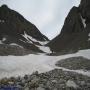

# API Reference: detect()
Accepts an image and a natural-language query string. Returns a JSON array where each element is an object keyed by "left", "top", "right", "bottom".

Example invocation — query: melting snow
[
  {"left": 22, "top": 31, "right": 48, "bottom": 45},
  {"left": 22, "top": 32, "right": 33, "bottom": 44},
  {"left": 22, "top": 31, "right": 51, "bottom": 53},
  {"left": 2, "top": 37, "right": 6, "bottom": 42},
  {"left": 80, "top": 15, "right": 86, "bottom": 28},
  {"left": 10, "top": 43, "right": 23, "bottom": 48},
  {"left": 0, "top": 37, "right": 7, "bottom": 44},
  {"left": 19, "top": 39, "right": 26, "bottom": 43},
  {"left": 88, "top": 33, "right": 90, "bottom": 41},
  {"left": 0, "top": 49, "right": 90, "bottom": 78},
  {"left": 0, "top": 40, "right": 3, "bottom": 44},
  {"left": 88, "top": 33, "right": 90, "bottom": 37},
  {"left": 0, "top": 20, "right": 5, "bottom": 23},
  {"left": 36, "top": 45, "right": 51, "bottom": 53}
]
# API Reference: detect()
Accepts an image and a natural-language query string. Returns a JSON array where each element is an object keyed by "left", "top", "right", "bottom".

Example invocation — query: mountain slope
[
  {"left": 0, "top": 5, "right": 50, "bottom": 55},
  {"left": 47, "top": 0, "right": 90, "bottom": 53}
]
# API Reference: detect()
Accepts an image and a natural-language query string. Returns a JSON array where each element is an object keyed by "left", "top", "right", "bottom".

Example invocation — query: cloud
[{"left": 0, "top": 0, "right": 80, "bottom": 39}]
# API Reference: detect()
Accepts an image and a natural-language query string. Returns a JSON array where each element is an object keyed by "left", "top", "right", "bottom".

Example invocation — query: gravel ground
[
  {"left": 56, "top": 56, "right": 90, "bottom": 70},
  {"left": 0, "top": 69, "right": 90, "bottom": 90}
]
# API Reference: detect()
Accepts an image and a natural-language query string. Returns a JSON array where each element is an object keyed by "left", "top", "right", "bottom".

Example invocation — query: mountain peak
[
  {"left": 47, "top": 0, "right": 90, "bottom": 53},
  {"left": 60, "top": 6, "right": 84, "bottom": 35},
  {"left": 0, "top": 5, "right": 50, "bottom": 55},
  {"left": 1, "top": 4, "right": 8, "bottom": 8}
]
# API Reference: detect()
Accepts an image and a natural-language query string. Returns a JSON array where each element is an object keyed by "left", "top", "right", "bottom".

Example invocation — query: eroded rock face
[
  {"left": 47, "top": 0, "right": 90, "bottom": 53},
  {"left": 60, "top": 6, "right": 84, "bottom": 34},
  {"left": 0, "top": 5, "right": 49, "bottom": 41},
  {"left": 0, "top": 5, "right": 49, "bottom": 54}
]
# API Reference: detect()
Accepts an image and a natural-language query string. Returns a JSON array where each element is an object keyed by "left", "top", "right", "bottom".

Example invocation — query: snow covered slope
[{"left": 0, "top": 49, "right": 90, "bottom": 79}]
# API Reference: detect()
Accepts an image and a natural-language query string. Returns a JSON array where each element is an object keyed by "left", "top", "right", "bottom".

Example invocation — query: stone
[
  {"left": 37, "top": 87, "right": 45, "bottom": 90},
  {"left": 66, "top": 80, "right": 78, "bottom": 88}
]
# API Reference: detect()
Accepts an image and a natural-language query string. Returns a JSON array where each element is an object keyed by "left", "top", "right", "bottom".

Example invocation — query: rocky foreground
[{"left": 0, "top": 69, "right": 90, "bottom": 90}]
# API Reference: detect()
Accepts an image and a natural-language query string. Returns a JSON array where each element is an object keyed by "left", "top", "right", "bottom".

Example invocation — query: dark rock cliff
[
  {"left": 47, "top": 0, "right": 90, "bottom": 53},
  {"left": 0, "top": 5, "right": 49, "bottom": 55}
]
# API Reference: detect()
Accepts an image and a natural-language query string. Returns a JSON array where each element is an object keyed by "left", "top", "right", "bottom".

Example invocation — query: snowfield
[{"left": 0, "top": 49, "right": 90, "bottom": 79}]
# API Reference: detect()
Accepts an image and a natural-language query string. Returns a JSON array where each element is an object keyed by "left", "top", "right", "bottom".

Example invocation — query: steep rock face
[
  {"left": 79, "top": 0, "right": 90, "bottom": 33},
  {"left": 0, "top": 5, "right": 49, "bottom": 55},
  {"left": 79, "top": 0, "right": 90, "bottom": 23},
  {"left": 60, "top": 7, "right": 84, "bottom": 34},
  {"left": 48, "top": 3, "right": 90, "bottom": 53},
  {"left": 0, "top": 5, "right": 49, "bottom": 41}
]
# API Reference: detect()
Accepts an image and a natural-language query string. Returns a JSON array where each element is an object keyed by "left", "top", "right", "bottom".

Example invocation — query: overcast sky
[{"left": 0, "top": 0, "right": 80, "bottom": 40}]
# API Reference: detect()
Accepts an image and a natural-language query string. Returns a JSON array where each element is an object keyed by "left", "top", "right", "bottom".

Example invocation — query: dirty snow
[{"left": 0, "top": 49, "right": 90, "bottom": 79}]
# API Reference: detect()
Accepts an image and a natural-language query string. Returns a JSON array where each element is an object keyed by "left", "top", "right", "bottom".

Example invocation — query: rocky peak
[
  {"left": 0, "top": 5, "right": 49, "bottom": 41},
  {"left": 60, "top": 6, "right": 84, "bottom": 35},
  {"left": 0, "top": 4, "right": 8, "bottom": 10},
  {"left": 0, "top": 5, "right": 50, "bottom": 54},
  {"left": 47, "top": 0, "right": 90, "bottom": 53}
]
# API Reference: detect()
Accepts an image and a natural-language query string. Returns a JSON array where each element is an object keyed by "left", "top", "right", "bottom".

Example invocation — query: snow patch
[
  {"left": 80, "top": 15, "right": 86, "bottom": 28},
  {"left": 88, "top": 33, "right": 90, "bottom": 37},
  {"left": 22, "top": 31, "right": 48, "bottom": 45},
  {"left": 22, "top": 31, "right": 33, "bottom": 44},
  {"left": 0, "top": 49, "right": 90, "bottom": 78},
  {"left": 88, "top": 38, "right": 90, "bottom": 41},
  {"left": 0, "top": 37, "right": 7, "bottom": 43},
  {"left": 19, "top": 39, "right": 26, "bottom": 43},
  {"left": 88, "top": 33, "right": 90, "bottom": 41},
  {"left": 36, "top": 45, "right": 51, "bottom": 53},
  {"left": 0, "top": 40, "right": 3, "bottom": 44},
  {"left": 2, "top": 37, "right": 6, "bottom": 42},
  {"left": 0, "top": 20, "right": 5, "bottom": 23},
  {"left": 10, "top": 43, "right": 23, "bottom": 48}
]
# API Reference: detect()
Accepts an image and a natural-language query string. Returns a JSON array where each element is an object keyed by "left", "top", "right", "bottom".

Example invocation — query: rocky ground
[
  {"left": 0, "top": 69, "right": 90, "bottom": 90},
  {"left": 56, "top": 56, "right": 90, "bottom": 70}
]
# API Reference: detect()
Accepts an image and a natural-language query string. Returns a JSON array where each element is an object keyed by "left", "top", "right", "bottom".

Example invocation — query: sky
[{"left": 0, "top": 0, "right": 80, "bottom": 40}]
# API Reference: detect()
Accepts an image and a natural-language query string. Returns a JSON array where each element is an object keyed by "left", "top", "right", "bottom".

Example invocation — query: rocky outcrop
[{"left": 47, "top": 0, "right": 90, "bottom": 53}]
